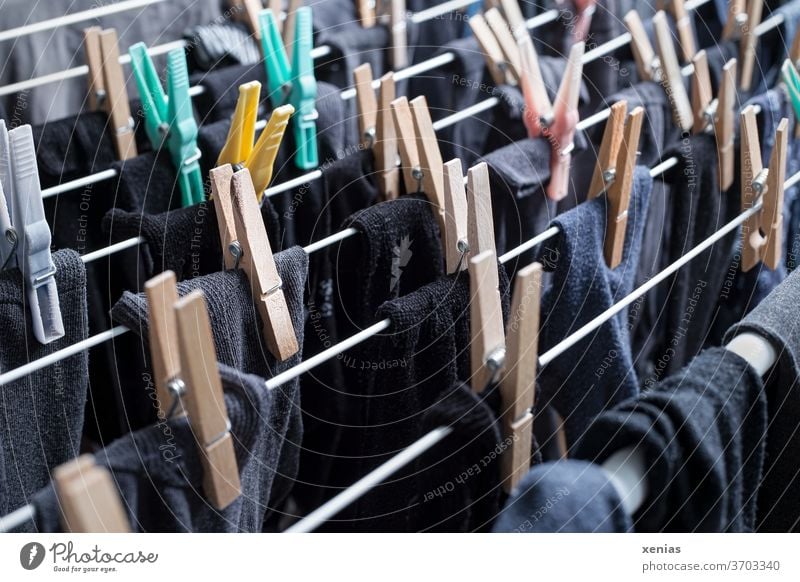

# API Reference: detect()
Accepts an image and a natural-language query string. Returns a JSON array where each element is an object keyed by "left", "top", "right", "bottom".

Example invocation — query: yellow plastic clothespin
[{"left": 217, "top": 81, "right": 294, "bottom": 202}]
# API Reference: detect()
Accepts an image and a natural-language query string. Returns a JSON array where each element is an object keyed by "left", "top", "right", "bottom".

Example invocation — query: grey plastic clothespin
[
  {"left": 1, "top": 121, "right": 64, "bottom": 344},
  {"left": 0, "top": 121, "right": 17, "bottom": 271}
]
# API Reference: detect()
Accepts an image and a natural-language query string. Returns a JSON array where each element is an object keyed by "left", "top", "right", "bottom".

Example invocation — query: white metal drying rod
[
  {"left": 37, "top": 5, "right": 564, "bottom": 200},
  {"left": 285, "top": 167, "right": 800, "bottom": 534},
  {"left": 1, "top": 163, "right": 796, "bottom": 532},
  {"left": 0, "top": 0, "right": 167, "bottom": 44},
  {"left": 0, "top": 0, "right": 488, "bottom": 99}
]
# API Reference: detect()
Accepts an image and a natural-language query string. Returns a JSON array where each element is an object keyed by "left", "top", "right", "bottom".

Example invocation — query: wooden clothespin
[
  {"left": 282, "top": 0, "right": 302, "bottom": 60},
  {"left": 722, "top": 0, "right": 747, "bottom": 40},
  {"left": 141, "top": 273, "right": 241, "bottom": 508},
  {"left": 376, "top": 73, "right": 400, "bottom": 200},
  {"left": 209, "top": 166, "right": 299, "bottom": 361},
  {"left": 653, "top": 11, "right": 693, "bottom": 132},
  {"left": 377, "top": 0, "right": 408, "bottom": 69},
  {"left": 231, "top": 0, "right": 269, "bottom": 40},
  {"left": 469, "top": 250, "right": 506, "bottom": 393},
  {"left": 470, "top": 13, "right": 513, "bottom": 86},
  {"left": 145, "top": 271, "right": 182, "bottom": 419},
  {"left": 518, "top": 38, "right": 584, "bottom": 200},
  {"left": 84, "top": 27, "right": 137, "bottom": 160},
  {"left": 739, "top": 0, "right": 764, "bottom": 92},
  {"left": 499, "top": 262, "right": 542, "bottom": 493},
  {"left": 740, "top": 106, "right": 788, "bottom": 272},
  {"left": 354, "top": 63, "right": 378, "bottom": 150},
  {"left": 354, "top": 64, "right": 400, "bottom": 200},
  {"left": 625, "top": 10, "right": 659, "bottom": 82},
  {"left": 588, "top": 101, "right": 628, "bottom": 199},
  {"left": 543, "top": 41, "right": 585, "bottom": 201},
  {"left": 358, "top": 0, "right": 377, "bottom": 27},
  {"left": 466, "top": 163, "right": 503, "bottom": 392},
  {"left": 500, "top": 0, "right": 527, "bottom": 38},
  {"left": 485, "top": 7, "right": 522, "bottom": 83},
  {"left": 175, "top": 290, "right": 241, "bottom": 509},
  {"left": 518, "top": 34, "right": 554, "bottom": 134},
  {"left": 54, "top": 455, "right": 130, "bottom": 532},
  {"left": 791, "top": 26, "right": 800, "bottom": 67},
  {"left": 442, "top": 159, "right": 469, "bottom": 275},
  {"left": 691, "top": 52, "right": 737, "bottom": 190},
  {"left": 656, "top": 0, "right": 697, "bottom": 63},
  {"left": 602, "top": 106, "right": 644, "bottom": 268},
  {"left": 390, "top": 96, "right": 447, "bottom": 234}
]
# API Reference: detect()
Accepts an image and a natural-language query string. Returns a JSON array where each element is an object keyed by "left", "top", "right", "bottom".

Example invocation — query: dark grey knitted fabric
[
  {"left": 492, "top": 460, "right": 633, "bottom": 533},
  {"left": 29, "top": 363, "right": 295, "bottom": 532},
  {"left": 574, "top": 348, "right": 767, "bottom": 532},
  {"left": 480, "top": 138, "right": 557, "bottom": 263},
  {"left": 725, "top": 267, "right": 800, "bottom": 531},
  {"left": 536, "top": 166, "right": 652, "bottom": 448},
  {"left": 108, "top": 243, "right": 307, "bottom": 485},
  {"left": 0, "top": 251, "right": 88, "bottom": 526}
]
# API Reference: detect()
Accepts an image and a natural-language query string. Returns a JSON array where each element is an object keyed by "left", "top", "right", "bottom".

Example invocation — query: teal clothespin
[
  {"left": 259, "top": 7, "right": 318, "bottom": 170},
  {"left": 782, "top": 59, "right": 800, "bottom": 121},
  {"left": 129, "top": 43, "right": 204, "bottom": 207}
]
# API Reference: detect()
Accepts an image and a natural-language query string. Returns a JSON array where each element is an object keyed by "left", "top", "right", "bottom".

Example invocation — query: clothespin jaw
[
  {"left": 0, "top": 126, "right": 17, "bottom": 271},
  {"left": 5, "top": 123, "right": 64, "bottom": 344},
  {"left": 391, "top": 96, "right": 422, "bottom": 195},
  {"left": 231, "top": 169, "right": 299, "bottom": 360},
  {"left": 288, "top": 7, "right": 319, "bottom": 170},
  {"left": 518, "top": 34, "right": 553, "bottom": 137},
  {"left": 739, "top": 0, "right": 764, "bottom": 92},
  {"left": 217, "top": 82, "right": 261, "bottom": 168},
  {"left": 722, "top": 0, "right": 747, "bottom": 41},
  {"left": 470, "top": 13, "right": 513, "bottom": 86},
  {"left": 375, "top": 73, "right": 400, "bottom": 201},
  {"left": 260, "top": 9, "right": 292, "bottom": 108},
  {"left": 129, "top": 42, "right": 167, "bottom": 150},
  {"left": 231, "top": 0, "right": 267, "bottom": 40},
  {"left": 410, "top": 96, "right": 447, "bottom": 235},
  {"left": 282, "top": 0, "right": 302, "bottom": 57},
  {"left": 354, "top": 63, "right": 378, "bottom": 149},
  {"left": 145, "top": 271, "right": 183, "bottom": 420},
  {"left": 442, "top": 159, "right": 469, "bottom": 275},
  {"left": 54, "top": 455, "right": 130, "bottom": 533},
  {"left": 691, "top": 50, "right": 713, "bottom": 134},
  {"left": 377, "top": 0, "right": 408, "bottom": 69},
  {"left": 657, "top": 0, "right": 696, "bottom": 63},
  {"left": 604, "top": 106, "right": 644, "bottom": 268},
  {"left": 485, "top": 7, "right": 522, "bottom": 84},
  {"left": 740, "top": 108, "right": 788, "bottom": 272},
  {"left": 218, "top": 83, "right": 294, "bottom": 199},
  {"left": 653, "top": 11, "right": 693, "bottom": 132},
  {"left": 129, "top": 44, "right": 204, "bottom": 207},
  {"left": 469, "top": 250, "right": 506, "bottom": 394},
  {"left": 247, "top": 104, "right": 294, "bottom": 199},
  {"left": 543, "top": 41, "right": 584, "bottom": 201},
  {"left": 588, "top": 101, "right": 628, "bottom": 200},
  {"left": 499, "top": 0, "right": 526, "bottom": 38},
  {"left": 358, "top": 0, "right": 377, "bottom": 27},
  {"left": 84, "top": 27, "right": 138, "bottom": 160},
  {"left": 165, "top": 49, "right": 205, "bottom": 207},
  {"left": 691, "top": 53, "right": 737, "bottom": 190},
  {"left": 466, "top": 162, "right": 498, "bottom": 263},
  {"left": 624, "top": 10, "right": 659, "bottom": 82},
  {"left": 500, "top": 261, "right": 542, "bottom": 493},
  {"left": 175, "top": 290, "right": 241, "bottom": 509}
]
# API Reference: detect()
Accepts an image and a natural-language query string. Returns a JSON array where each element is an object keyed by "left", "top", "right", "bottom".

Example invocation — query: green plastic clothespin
[
  {"left": 259, "top": 7, "right": 318, "bottom": 170},
  {"left": 129, "top": 44, "right": 204, "bottom": 207},
  {"left": 782, "top": 59, "right": 800, "bottom": 121}
]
